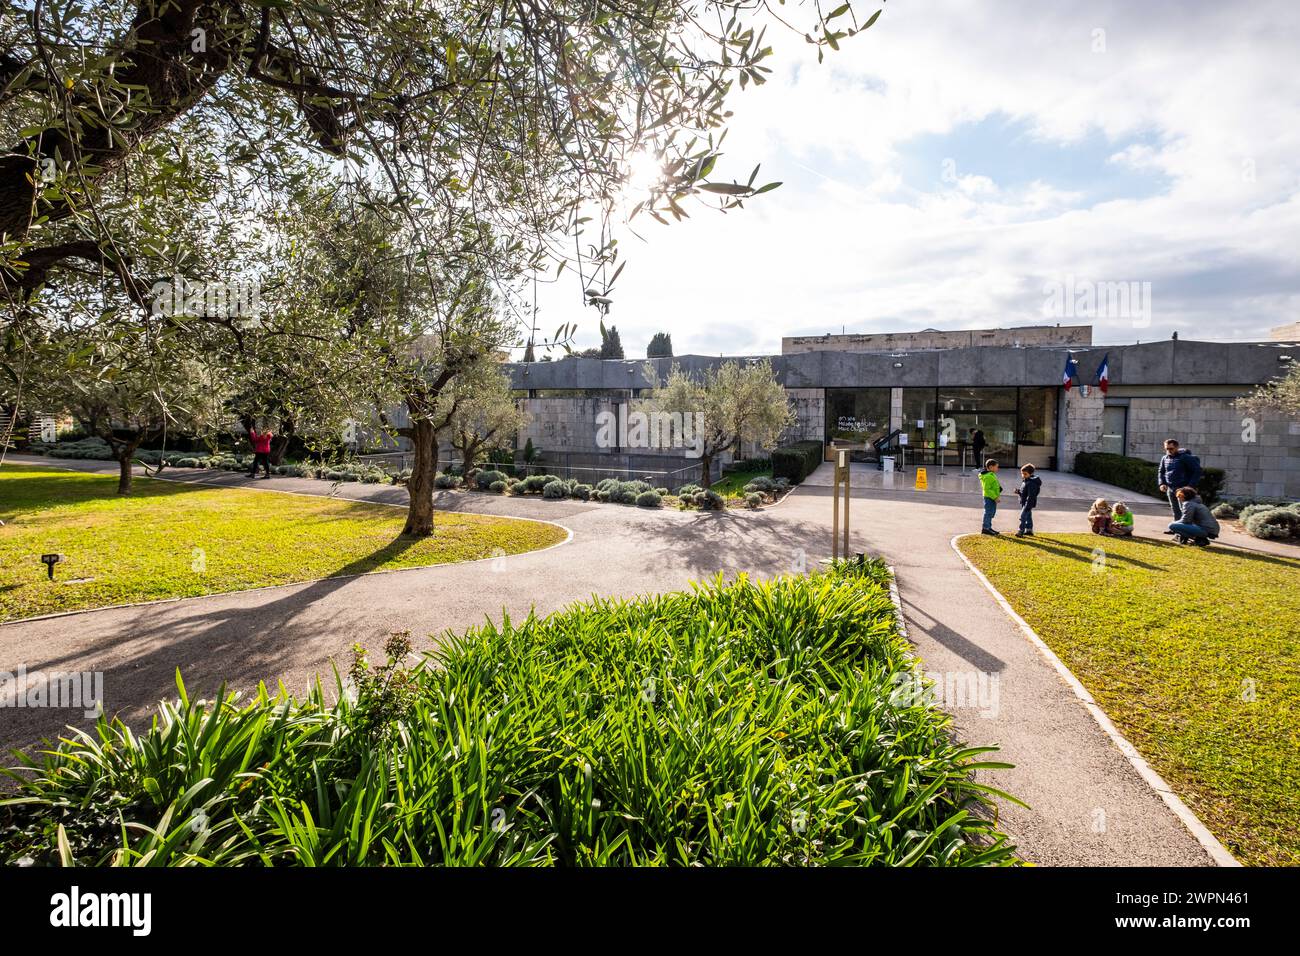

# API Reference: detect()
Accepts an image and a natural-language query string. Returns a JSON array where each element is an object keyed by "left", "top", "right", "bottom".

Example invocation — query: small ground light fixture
[{"left": 41, "top": 553, "right": 65, "bottom": 580}]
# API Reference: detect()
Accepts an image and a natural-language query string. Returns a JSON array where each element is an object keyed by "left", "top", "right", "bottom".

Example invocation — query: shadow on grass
[
  {"left": 0, "top": 529, "right": 432, "bottom": 758},
  {"left": 1004, "top": 535, "right": 1165, "bottom": 571},
  {"left": 1006, "top": 532, "right": 1300, "bottom": 573}
]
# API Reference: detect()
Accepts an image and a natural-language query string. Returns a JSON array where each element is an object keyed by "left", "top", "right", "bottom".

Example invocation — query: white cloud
[{"left": 531, "top": 0, "right": 1300, "bottom": 357}]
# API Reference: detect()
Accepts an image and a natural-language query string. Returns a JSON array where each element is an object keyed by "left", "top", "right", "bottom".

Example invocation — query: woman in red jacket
[{"left": 247, "top": 425, "right": 274, "bottom": 479}]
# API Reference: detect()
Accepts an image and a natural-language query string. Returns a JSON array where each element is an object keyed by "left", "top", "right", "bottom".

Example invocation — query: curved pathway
[{"left": 6, "top": 455, "right": 1287, "bottom": 865}]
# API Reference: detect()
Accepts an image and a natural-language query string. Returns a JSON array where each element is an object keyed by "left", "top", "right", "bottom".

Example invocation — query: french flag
[
  {"left": 1097, "top": 354, "right": 1111, "bottom": 394},
  {"left": 1062, "top": 355, "right": 1079, "bottom": 390}
]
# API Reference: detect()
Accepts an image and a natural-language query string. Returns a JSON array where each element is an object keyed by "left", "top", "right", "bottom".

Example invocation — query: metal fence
[{"left": 356, "top": 452, "right": 712, "bottom": 489}]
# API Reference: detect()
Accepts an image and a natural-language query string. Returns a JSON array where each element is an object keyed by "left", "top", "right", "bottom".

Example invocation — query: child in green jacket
[
  {"left": 1110, "top": 502, "right": 1134, "bottom": 536},
  {"left": 979, "top": 459, "right": 1002, "bottom": 535}
]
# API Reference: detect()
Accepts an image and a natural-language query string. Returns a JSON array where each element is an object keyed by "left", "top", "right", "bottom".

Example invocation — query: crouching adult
[{"left": 1168, "top": 487, "right": 1219, "bottom": 546}]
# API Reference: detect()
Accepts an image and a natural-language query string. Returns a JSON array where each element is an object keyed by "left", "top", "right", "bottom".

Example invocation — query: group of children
[
  {"left": 977, "top": 459, "right": 1041, "bottom": 538},
  {"left": 977, "top": 459, "right": 1217, "bottom": 545},
  {"left": 1086, "top": 498, "right": 1134, "bottom": 536}
]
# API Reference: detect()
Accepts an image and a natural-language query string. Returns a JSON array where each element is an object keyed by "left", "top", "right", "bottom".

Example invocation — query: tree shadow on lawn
[
  {"left": 0, "top": 468, "right": 204, "bottom": 516},
  {"left": 1006, "top": 535, "right": 1166, "bottom": 571},
  {"left": 0, "top": 532, "right": 436, "bottom": 760},
  {"left": 1015, "top": 533, "right": 1300, "bottom": 573}
]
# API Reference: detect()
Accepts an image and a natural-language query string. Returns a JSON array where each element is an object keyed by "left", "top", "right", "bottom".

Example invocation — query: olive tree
[
  {"left": 1236, "top": 363, "right": 1300, "bottom": 418},
  {"left": 652, "top": 359, "right": 792, "bottom": 488},
  {"left": 443, "top": 362, "right": 527, "bottom": 473}
]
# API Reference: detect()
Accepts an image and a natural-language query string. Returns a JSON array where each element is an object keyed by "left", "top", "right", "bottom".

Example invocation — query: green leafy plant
[{"left": 0, "top": 562, "right": 1019, "bottom": 867}]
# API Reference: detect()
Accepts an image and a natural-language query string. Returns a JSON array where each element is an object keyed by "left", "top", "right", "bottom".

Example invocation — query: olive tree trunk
[
  {"left": 402, "top": 418, "right": 437, "bottom": 536},
  {"left": 698, "top": 452, "right": 714, "bottom": 489},
  {"left": 114, "top": 438, "right": 142, "bottom": 495}
]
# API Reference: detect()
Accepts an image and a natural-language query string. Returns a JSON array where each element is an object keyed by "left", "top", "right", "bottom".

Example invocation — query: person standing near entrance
[
  {"left": 971, "top": 428, "right": 986, "bottom": 469},
  {"left": 1157, "top": 438, "right": 1201, "bottom": 525},
  {"left": 979, "top": 459, "right": 1002, "bottom": 535},
  {"left": 247, "top": 424, "right": 274, "bottom": 479}
]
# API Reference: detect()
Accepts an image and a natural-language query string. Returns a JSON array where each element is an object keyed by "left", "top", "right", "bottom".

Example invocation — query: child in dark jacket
[{"left": 1015, "top": 464, "right": 1041, "bottom": 537}]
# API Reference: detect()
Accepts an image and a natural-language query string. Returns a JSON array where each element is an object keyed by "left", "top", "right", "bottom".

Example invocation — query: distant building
[
  {"left": 497, "top": 329, "right": 1299, "bottom": 498},
  {"left": 782, "top": 324, "right": 1092, "bottom": 354}
]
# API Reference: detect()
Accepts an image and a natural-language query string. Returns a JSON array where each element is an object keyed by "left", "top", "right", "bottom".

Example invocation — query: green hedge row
[
  {"left": 772, "top": 440, "right": 824, "bottom": 484},
  {"left": 1074, "top": 451, "right": 1225, "bottom": 504}
]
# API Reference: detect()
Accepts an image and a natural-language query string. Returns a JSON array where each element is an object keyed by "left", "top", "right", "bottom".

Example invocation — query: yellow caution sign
[{"left": 914, "top": 467, "right": 928, "bottom": 491}]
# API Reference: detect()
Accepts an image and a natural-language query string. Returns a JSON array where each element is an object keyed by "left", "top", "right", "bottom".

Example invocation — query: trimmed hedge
[
  {"left": 772, "top": 440, "right": 824, "bottom": 484},
  {"left": 1074, "top": 451, "right": 1225, "bottom": 505}
]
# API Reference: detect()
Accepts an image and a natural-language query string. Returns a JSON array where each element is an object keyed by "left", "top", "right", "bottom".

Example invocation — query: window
[{"left": 825, "top": 388, "right": 891, "bottom": 448}]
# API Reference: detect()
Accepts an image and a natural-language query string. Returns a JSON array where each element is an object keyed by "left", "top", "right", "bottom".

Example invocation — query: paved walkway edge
[{"left": 948, "top": 534, "right": 1240, "bottom": 868}]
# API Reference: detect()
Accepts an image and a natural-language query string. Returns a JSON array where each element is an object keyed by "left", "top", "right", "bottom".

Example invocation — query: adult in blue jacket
[{"left": 1157, "top": 438, "right": 1201, "bottom": 520}]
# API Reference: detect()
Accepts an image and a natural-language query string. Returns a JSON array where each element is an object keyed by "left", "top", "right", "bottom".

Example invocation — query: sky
[{"left": 527, "top": 0, "right": 1300, "bottom": 359}]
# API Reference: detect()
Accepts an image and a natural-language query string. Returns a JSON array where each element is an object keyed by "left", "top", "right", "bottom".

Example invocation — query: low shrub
[
  {"left": 476, "top": 469, "right": 507, "bottom": 491},
  {"left": 1074, "top": 452, "right": 1225, "bottom": 505},
  {"left": 571, "top": 484, "right": 593, "bottom": 501},
  {"left": 675, "top": 483, "right": 703, "bottom": 498},
  {"left": 654, "top": 487, "right": 669, "bottom": 497},
  {"left": 1243, "top": 507, "right": 1300, "bottom": 540},
  {"left": 1232, "top": 502, "right": 1274, "bottom": 522},
  {"left": 725, "top": 456, "right": 772, "bottom": 473},
  {"left": 489, "top": 481, "right": 507, "bottom": 494},
  {"left": 745, "top": 492, "right": 763, "bottom": 509},
  {"left": 0, "top": 562, "right": 1017, "bottom": 867},
  {"left": 744, "top": 476, "right": 778, "bottom": 494},
  {"left": 35, "top": 437, "right": 115, "bottom": 461},
  {"left": 542, "top": 479, "right": 568, "bottom": 499},
  {"left": 1211, "top": 502, "right": 1239, "bottom": 519},
  {"left": 615, "top": 480, "right": 651, "bottom": 504},
  {"left": 434, "top": 472, "right": 462, "bottom": 490},
  {"left": 772, "top": 441, "right": 823, "bottom": 485},
  {"left": 635, "top": 490, "right": 662, "bottom": 508},
  {"left": 518, "top": 474, "right": 563, "bottom": 494}
]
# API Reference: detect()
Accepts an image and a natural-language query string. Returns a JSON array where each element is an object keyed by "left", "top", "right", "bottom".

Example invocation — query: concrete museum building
[{"left": 500, "top": 324, "right": 1300, "bottom": 499}]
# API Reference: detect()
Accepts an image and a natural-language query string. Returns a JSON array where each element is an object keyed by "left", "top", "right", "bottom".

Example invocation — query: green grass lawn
[
  {"left": 0, "top": 464, "right": 567, "bottom": 623},
  {"left": 959, "top": 533, "right": 1300, "bottom": 866},
  {"left": 711, "top": 467, "right": 772, "bottom": 498}
]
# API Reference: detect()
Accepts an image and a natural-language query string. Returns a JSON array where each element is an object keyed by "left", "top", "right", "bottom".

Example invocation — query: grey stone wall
[
  {"left": 517, "top": 397, "right": 611, "bottom": 454},
  {"left": 1126, "top": 398, "right": 1299, "bottom": 498},
  {"left": 1060, "top": 388, "right": 1106, "bottom": 469},
  {"left": 782, "top": 388, "right": 825, "bottom": 444}
]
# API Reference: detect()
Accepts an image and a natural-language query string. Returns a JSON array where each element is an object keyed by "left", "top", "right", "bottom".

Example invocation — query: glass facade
[
  {"left": 826, "top": 386, "right": 1060, "bottom": 469},
  {"left": 825, "top": 389, "right": 892, "bottom": 460}
]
